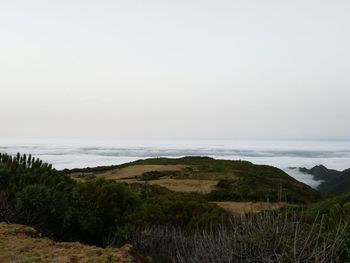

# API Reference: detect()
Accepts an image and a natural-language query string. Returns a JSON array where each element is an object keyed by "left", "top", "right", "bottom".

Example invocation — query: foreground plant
[{"left": 121, "top": 211, "right": 347, "bottom": 263}]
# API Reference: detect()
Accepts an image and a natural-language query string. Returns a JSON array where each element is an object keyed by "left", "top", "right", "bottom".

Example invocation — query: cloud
[{"left": 282, "top": 168, "right": 323, "bottom": 189}]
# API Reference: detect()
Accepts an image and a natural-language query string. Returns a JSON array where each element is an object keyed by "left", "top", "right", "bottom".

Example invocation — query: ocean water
[{"left": 1, "top": 139, "right": 350, "bottom": 188}]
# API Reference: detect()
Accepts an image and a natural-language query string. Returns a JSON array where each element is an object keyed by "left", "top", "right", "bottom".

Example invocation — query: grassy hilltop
[{"left": 67, "top": 156, "right": 321, "bottom": 204}]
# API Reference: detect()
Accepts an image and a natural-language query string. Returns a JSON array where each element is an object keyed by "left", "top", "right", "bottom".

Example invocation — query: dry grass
[
  {"left": 149, "top": 178, "right": 217, "bottom": 193},
  {"left": 118, "top": 177, "right": 217, "bottom": 194},
  {"left": 94, "top": 164, "right": 218, "bottom": 193},
  {"left": 70, "top": 164, "right": 240, "bottom": 194},
  {"left": 173, "top": 171, "right": 239, "bottom": 181},
  {"left": 0, "top": 222, "right": 148, "bottom": 263},
  {"left": 99, "top": 164, "right": 189, "bottom": 180},
  {"left": 212, "top": 201, "right": 284, "bottom": 214}
]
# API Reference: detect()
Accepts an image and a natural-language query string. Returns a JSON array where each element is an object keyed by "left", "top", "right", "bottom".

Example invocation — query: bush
[
  {"left": 70, "top": 179, "right": 139, "bottom": 244},
  {"left": 127, "top": 212, "right": 346, "bottom": 263},
  {"left": 139, "top": 171, "right": 165, "bottom": 181},
  {"left": 16, "top": 185, "right": 72, "bottom": 236},
  {"left": 0, "top": 153, "right": 231, "bottom": 246},
  {"left": 216, "top": 179, "right": 235, "bottom": 189}
]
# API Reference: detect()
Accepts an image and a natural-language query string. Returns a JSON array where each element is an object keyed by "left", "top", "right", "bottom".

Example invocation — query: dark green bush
[
  {"left": 70, "top": 179, "right": 138, "bottom": 243},
  {"left": 139, "top": 171, "right": 165, "bottom": 181},
  {"left": 0, "top": 153, "right": 229, "bottom": 245},
  {"left": 216, "top": 179, "right": 235, "bottom": 189}
]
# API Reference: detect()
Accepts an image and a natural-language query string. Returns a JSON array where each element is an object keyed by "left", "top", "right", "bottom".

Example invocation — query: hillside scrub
[
  {"left": 115, "top": 211, "right": 347, "bottom": 263},
  {"left": 0, "top": 153, "right": 228, "bottom": 245},
  {"left": 1, "top": 153, "right": 349, "bottom": 262},
  {"left": 67, "top": 157, "right": 322, "bottom": 204}
]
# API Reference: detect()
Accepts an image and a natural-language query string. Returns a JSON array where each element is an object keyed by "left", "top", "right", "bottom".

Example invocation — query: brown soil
[{"left": 0, "top": 222, "right": 150, "bottom": 263}]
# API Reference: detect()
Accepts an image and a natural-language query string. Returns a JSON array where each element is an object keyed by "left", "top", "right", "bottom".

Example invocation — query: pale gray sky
[{"left": 1, "top": 0, "right": 349, "bottom": 140}]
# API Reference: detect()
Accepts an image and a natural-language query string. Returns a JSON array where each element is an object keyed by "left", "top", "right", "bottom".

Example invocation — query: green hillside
[
  {"left": 299, "top": 165, "right": 350, "bottom": 194},
  {"left": 1, "top": 153, "right": 349, "bottom": 262},
  {"left": 67, "top": 156, "right": 321, "bottom": 204}
]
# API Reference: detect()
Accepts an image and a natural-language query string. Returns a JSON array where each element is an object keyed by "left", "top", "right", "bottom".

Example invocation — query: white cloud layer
[{"left": 0, "top": 139, "right": 349, "bottom": 188}]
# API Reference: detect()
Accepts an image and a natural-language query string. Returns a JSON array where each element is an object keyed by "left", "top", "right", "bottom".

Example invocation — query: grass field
[
  {"left": 70, "top": 162, "right": 240, "bottom": 194},
  {"left": 98, "top": 164, "right": 189, "bottom": 180},
  {"left": 120, "top": 177, "right": 218, "bottom": 193}
]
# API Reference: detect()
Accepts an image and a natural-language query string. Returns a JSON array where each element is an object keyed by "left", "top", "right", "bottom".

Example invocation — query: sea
[{"left": 1, "top": 138, "right": 350, "bottom": 188}]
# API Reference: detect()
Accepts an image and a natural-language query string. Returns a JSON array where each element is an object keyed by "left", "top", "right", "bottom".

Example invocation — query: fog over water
[{"left": 1, "top": 139, "right": 350, "bottom": 188}]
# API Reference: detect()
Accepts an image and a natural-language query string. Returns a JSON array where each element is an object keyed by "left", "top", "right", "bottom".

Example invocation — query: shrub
[
  {"left": 127, "top": 212, "right": 346, "bottom": 263},
  {"left": 216, "top": 179, "right": 235, "bottom": 189},
  {"left": 70, "top": 179, "right": 139, "bottom": 244},
  {"left": 139, "top": 171, "right": 165, "bottom": 181}
]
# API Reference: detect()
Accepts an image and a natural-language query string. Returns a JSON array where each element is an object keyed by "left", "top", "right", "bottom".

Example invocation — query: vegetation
[
  {"left": 67, "top": 157, "right": 321, "bottom": 203},
  {"left": 129, "top": 183, "right": 228, "bottom": 227},
  {"left": 1, "top": 153, "right": 349, "bottom": 262},
  {"left": 0, "top": 153, "right": 227, "bottom": 246},
  {"left": 299, "top": 165, "right": 350, "bottom": 194},
  {"left": 123, "top": 212, "right": 345, "bottom": 263},
  {"left": 138, "top": 171, "right": 170, "bottom": 181},
  {"left": 0, "top": 222, "right": 147, "bottom": 263}
]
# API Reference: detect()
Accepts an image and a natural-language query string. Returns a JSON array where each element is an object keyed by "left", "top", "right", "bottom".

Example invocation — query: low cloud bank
[
  {"left": 282, "top": 168, "right": 323, "bottom": 189},
  {"left": 0, "top": 139, "right": 349, "bottom": 188}
]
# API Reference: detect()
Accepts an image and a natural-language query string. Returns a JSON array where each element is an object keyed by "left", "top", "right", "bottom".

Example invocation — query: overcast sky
[{"left": 1, "top": 0, "right": 349, "bottom": 140}]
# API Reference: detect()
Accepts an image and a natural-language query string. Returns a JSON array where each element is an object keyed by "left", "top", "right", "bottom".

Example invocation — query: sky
[{"left": 1, "top": 0, "right": 350, "bottom": 140}]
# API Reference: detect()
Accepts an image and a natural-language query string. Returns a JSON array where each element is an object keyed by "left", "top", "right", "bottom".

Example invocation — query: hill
[
  {"left": 298, "top": 165, "right": 350, "bottom": 194},
  {"left": 0, "top": 153, "right": 228, "bottom": 245},
  {"left": 1, "top": 153, "right": 348, "bottom": 262},
  {"left": 66, "top": 156, "right": 321, "bottom": 204}
]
